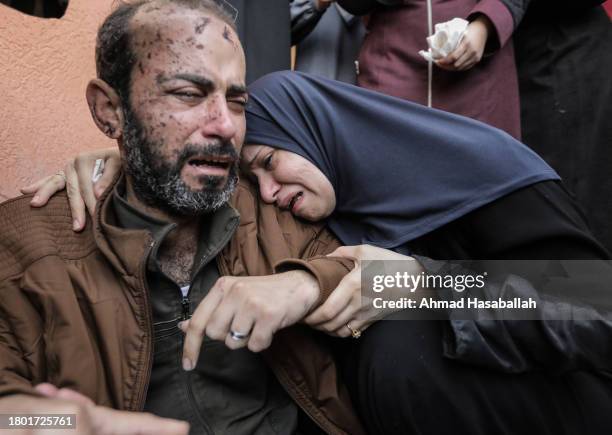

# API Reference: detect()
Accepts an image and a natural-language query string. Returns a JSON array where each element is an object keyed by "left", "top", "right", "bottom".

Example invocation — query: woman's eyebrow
[{"left": 246, "top": 148, "right": 264, "bottom": 168}]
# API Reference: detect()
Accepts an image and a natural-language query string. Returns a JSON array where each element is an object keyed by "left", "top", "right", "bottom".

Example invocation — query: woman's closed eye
[{"left": 263, "top": 152, "right": 274, "bottom": 170}]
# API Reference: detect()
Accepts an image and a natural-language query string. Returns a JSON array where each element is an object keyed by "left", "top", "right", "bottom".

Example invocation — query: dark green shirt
[{"left": 113, "top": 187, "right": 298, "bottom": 435}]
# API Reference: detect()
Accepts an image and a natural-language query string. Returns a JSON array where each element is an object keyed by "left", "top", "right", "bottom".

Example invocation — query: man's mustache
[{"left": 175, "top": 141, "right": 239, "bottom": 168}]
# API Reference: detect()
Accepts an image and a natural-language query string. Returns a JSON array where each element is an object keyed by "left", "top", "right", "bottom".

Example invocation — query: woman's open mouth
[{"left": 289, "top": 192, "right": 304, "bottom": 212}]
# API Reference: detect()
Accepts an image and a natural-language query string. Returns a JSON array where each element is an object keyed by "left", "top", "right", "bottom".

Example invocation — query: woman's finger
[
  {"left": 454, "top": 49, "right": 475, "bottom": 70},
  {"left": 65, "top": 163, "right": 88, "bottom": 231},
  {"left": 93, "top": 155, "right": 121, "bottom": 200},
  {"left": 332, "top": 317, "right": 371, "bottom": 338},
  {"left": 315, "top": 302, "right": 358, "bottom": 333},
  {"left": 325, "top": 245, "right": 359, "bottom": 262},
  {"left": 21, "top": 174, "right": 57, "bottom": 195},
  {"left": 304, "top": 268, "right": 359, "bottom": 324},
  {"left": 74, "top": 156, "right": 100, "bottom": 217},
  {"left": 447, "top": 42, "right": 468, "bottom": 65},
  {"left": 28, "top": 173, "right": 67, "bottom": 207},
  {"left": 457, "top": 59, "right": 477, "bottom": 71}
]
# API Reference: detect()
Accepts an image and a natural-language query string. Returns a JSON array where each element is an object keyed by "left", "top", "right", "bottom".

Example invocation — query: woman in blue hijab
[
  {"left": 27, "top": 71, "right": 612, "bottom": 434},
  {"left": 244, "top": 70, "right": 559, "bottom": 249},
  {"left": 242, "top": 71, "right": 612, "bottom": 435}
]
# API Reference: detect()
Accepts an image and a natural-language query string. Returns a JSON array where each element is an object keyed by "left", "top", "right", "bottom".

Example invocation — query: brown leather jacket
[{"left": 0, "top": 176, "right": 366, "bottom": 435}]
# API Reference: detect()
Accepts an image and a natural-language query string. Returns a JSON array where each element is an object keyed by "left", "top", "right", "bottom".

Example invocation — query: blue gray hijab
[{"left": 245, "top": 71, "right": 559, "bottom": 249}]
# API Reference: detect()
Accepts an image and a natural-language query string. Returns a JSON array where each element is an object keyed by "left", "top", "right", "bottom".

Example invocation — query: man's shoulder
[
  {"left": 230, "top": 177, "right": 326, "bottom": 238},
  {"left": 0, "top": 193, "right": 97, "bottom": 280}
]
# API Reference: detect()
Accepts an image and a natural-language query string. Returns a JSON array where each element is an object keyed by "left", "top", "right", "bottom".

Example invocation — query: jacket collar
[
  {"left": 93, "top": 172, "right": 153, "bottom": 280},
  {"left": 93, "top": 171, "right": 239, "bottom": 281}
]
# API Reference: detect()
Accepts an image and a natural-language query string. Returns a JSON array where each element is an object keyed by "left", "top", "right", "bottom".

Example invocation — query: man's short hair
[{"left": 96, "top": 0, "right": 237, "bottom": 104}]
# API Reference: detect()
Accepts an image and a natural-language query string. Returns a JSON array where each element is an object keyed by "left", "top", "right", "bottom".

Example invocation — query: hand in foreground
[
  {"left": 20, "top": 147, "right": 120, "bottom": 231},
  {"left": 436, "top": 15, "right": 492, "bottom": 71},
  {"left": 180, "top": 271, "right": 320, "bottom": 369},
  {"left": 32, "top": 383, "right": 189, "bottom": 435},
  {"left": 304, "top": 244, "right": 423, "bottom": 338}
]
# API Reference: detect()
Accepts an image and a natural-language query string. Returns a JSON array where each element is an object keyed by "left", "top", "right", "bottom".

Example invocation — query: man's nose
[
  {"left": 201, "top": 96, "right": 238, "bottom": 141},
  {"left": 259, "top": 176, "right": 280, "bottom": 204}
]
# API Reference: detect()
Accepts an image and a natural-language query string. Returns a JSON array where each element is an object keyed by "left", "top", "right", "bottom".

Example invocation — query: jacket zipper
[
  {"left": 181, "top": 289, "right": 214, "bottom": 435},
  {"left": 181, "top": 296, "right": 191, "bottom": 321},
  {"left": 182, "top": 268, "right": 215, "bottom": 434}
]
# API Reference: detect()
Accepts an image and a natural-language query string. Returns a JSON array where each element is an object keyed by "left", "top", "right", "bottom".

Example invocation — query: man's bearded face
[{"left": 122, "top": 103, "right": 239, "bottom": 217}]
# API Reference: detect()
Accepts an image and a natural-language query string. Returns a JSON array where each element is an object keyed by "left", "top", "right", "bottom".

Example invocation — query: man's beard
[{"left": 122, "top": 105, "right": 239, "bottom": 217}]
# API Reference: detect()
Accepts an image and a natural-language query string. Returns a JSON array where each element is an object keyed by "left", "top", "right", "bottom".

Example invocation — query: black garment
[
  {"left": 290, "top": 1, "right": 365, "bottom": 84},
  {"left": 503, "top": 0, "right": 612, "bottom": 252},
  {"left": 112, "top": 188, "right": 299, "bottom": 435},
  {"left": 341, "top": 181, "right": 612, "bottom": 434},
  {"left": 227, "top": 0, "right": 290, "bottom": 83}
]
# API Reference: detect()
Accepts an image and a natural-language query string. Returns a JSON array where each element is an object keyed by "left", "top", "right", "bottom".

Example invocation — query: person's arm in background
[
  {"left": 414, "top": 181, "right": 612, "bottom": 375},
  {"left": 335, "top": 0, "right": 380, "bottom": 16},
  {"left": 291, "top": 0, "right": 334, "bottom": 45},
  {"left": 497, "top": 0, "right": 531, "bottom": 29},
  {"left": 437, "top": 0, "right": 529, "bottom": 71}
]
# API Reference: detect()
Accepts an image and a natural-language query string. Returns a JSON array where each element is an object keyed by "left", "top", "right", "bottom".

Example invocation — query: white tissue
[{"left": 418, "top": 18, "right": 469, "bottom": 62}]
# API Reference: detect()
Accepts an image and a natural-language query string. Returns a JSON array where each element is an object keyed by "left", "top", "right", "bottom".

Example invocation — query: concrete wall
[{"left": 0, "top": 0, "right": 115, "bottom": 201}]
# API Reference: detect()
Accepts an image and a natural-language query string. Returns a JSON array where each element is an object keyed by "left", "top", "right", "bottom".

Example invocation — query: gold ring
[
  {"left": 56, "top": 171, "right": 67, "bottom": 183},
  {"left": 346, "top": 323, "right": 361, "bottom": 339}
]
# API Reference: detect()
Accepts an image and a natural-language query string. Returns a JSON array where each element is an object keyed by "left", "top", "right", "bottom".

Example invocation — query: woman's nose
[{"left": 259, "top": 176, "right": 280, "bottom": 204}]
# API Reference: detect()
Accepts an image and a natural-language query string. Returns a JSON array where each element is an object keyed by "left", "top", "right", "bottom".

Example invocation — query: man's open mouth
[{"left": 187, "top": 156, "right": 233, "bottom": 170}]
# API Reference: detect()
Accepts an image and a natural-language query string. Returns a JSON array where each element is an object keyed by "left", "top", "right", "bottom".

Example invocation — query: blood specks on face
[{"left": 194, "top": 17, "right": 210, "bottom": 34}]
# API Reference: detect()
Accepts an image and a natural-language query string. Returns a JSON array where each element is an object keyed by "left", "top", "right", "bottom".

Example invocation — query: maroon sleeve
[{"left": 469, "top": 0, "right": 516, "bottom": 51}]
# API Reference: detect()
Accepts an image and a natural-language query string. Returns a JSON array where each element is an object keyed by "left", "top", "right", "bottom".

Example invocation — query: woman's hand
[
  {"left": 304, "top": 244, "right": 423, "bottom": 338},
  {"left": 21, "top": 147, "right": 121, "bottom": 231},
  {"left": 435, "top": 15, "right": 493, "bottom": 72}
]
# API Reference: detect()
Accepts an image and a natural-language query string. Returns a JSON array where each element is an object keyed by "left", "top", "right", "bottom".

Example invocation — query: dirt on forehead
[
  {"left": 129, "top": 4, "right": 242, "bottom": 64},
  {"left": 131, "top": 3, "right": 237, "bottom": 46}
]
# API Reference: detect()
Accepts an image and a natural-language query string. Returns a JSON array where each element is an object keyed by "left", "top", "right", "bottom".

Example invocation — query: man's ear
[{"left": 86, "top": 79, "right": 125, "bottom": 139}]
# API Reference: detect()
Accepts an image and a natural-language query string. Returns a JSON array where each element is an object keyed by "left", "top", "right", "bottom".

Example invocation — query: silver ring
[{"left": 229, "top": 330, "right": 249, "bottom": 341}]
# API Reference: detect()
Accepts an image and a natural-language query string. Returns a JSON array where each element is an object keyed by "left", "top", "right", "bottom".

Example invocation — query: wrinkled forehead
[{"left": 129, "top": 4, "right": 245, "bottom": 78}]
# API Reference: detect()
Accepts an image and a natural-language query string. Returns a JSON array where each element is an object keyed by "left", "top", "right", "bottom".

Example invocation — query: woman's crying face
[{"left": 240, "top": 144, "right": 336, "bottom": 221}]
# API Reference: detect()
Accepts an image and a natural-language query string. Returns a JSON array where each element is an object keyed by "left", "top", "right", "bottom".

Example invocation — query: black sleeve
[
  {"left": 500, "top": 0, "right": 606, "bottom": 28},
  {"left": 498, "top": 0, "right": 532, "bottom": 29},
  {"left": 290, "top": 0, "right": 326, "bottom": 46},
  {"left": 336, "top": 0, "right": 381, "bottom": 16},
  {"left": 411, "top": 181, "right": 612, "bottom": 374}
]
